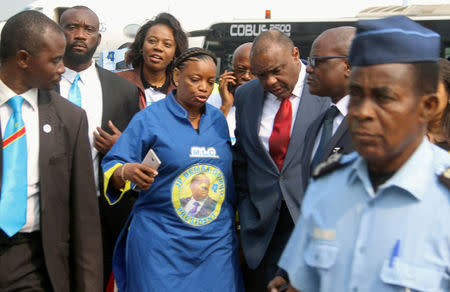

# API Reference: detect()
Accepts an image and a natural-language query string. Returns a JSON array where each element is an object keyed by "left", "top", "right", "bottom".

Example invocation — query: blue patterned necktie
[
  {"left": 68, "top": 74, "right": 81, "bottom": 107},
  {"left": 189, "top": 202, "right": 200, "bottom": 216},
  {"left": 0, "top": 96, "right": 28, "bottom": 236},
  {"left": 310, "top": 106, "right": 340, "bottom": 172}
]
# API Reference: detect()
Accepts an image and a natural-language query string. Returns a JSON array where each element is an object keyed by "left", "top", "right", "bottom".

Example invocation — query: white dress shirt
[
  {"left": 144, "top": 87, "right": 167, "bottom": 107},
  {"left": 207, "top": 91, "right": 237, "bottom": 145},
  {"left": 0, "top": 80, "right": 40, "bottom": 232},
  {"left": 259, "top": 63, "right": 306, "bottom": 152},
  {"left": 310, "top": 94, "right": 350, "bottom": 159},
  {"left": 60, "top": 62, "right": 103, "bottom": 196}
]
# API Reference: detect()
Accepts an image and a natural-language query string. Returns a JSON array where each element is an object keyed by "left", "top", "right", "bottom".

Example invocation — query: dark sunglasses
[{"left": 307, "top": 56, "right": 347, "bottom": 68}]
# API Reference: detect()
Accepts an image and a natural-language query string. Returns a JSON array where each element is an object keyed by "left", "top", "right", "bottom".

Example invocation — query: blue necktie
[
  {"left": 310, "top": 106, "right": 340, "bottom": 172},
  {"left": 68, "top": 74, "right": 81, "bottom": 107},
  {"left": 0, "top": 96, "right": 28, "bottom": 236},
  {"left": 189, "top": 202, "right": 200, "bottom": 216}
]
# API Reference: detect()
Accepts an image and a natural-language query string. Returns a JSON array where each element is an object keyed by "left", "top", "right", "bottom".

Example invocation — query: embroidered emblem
[
  {"left": 172, "top": 164, "right": 225, "bottom": 226},
  {"left": 312, "top": 153, "right": 343, "bottom": 179},
  {"left": 189, "top": 146, "right": 220, "bottom": 159},
  {"left": 313, "top": 228, "right": 336, "bottom": 240}
]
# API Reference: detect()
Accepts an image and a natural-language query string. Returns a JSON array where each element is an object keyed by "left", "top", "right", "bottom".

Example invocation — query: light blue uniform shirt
[{"left": 279, "top": 139, "right": 450, "bottom": 292}]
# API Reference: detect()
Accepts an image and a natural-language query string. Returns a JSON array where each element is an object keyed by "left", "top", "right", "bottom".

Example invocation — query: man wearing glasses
[
  {"left": 208, "top": 42, "right": 255, "bottom": 145},
  {"left": 278, "top": 16, "right": 449, "bottom": 292},
  {"left": 268, "top": 26, "right": 356, "bottom": 292},
  {"left": 303, "top": 26, "right": 356, "bottom": 177}
]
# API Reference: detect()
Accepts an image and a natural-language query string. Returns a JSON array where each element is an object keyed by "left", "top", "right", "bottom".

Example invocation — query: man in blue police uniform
[{"left": 276, "top": 16, "right": 450, "bottom": 292}]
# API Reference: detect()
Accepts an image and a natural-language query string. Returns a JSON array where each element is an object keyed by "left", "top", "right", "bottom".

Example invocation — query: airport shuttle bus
[{"left": 190, "top": 4, "right": 450, "bottom": 74}]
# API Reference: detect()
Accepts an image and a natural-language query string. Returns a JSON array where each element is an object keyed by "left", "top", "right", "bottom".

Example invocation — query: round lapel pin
[{"left": 43, "top": 124, "right": 52, "bottom": 133}]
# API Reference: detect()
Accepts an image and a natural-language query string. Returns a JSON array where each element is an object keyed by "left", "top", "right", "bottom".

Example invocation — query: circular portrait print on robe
[{"left": 171, "top": 164, "right": 226, "bottom": 226}]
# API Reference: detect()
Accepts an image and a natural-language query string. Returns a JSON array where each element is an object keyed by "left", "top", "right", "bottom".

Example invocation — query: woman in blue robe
[{"left": 102, "top": 48, "right": 244, "bottom": 291}]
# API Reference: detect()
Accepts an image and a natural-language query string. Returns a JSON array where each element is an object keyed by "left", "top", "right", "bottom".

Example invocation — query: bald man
[
  {"left": 208, "top": 42, "right": 256, "bottom": 144},
  {"left": 268, "top": 26, "right": 356, "bottom": 291},
  {"left": 233, "top": 30, "right": 329, "bottom": 290},
  {"left": 303, "top": 27, "right": 356, "bottom": 184}
]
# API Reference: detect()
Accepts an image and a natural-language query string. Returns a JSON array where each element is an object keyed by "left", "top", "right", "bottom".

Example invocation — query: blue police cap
[{"left": 349, "top": 15, "right": 440, "bottom": 66}]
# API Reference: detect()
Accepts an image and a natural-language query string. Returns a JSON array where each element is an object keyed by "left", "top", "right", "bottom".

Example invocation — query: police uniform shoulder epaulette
[
  {"left": 312, "top": 153, "right": 355, "bottom": 179},
  {"left": 438, "top": 167, "right": 450, "bottom": 190}
]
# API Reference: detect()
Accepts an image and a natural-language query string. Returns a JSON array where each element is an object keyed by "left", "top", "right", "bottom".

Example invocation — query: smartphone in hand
[
  {"left": 142, "top": 149, "right": 161, "bottom": 170},
  {"left": 132, "top": 149, "right": 161, "bottom": 191}
]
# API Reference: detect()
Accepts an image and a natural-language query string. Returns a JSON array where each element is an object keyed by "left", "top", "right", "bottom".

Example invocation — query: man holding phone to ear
[{"left": 208, "top": 42, "right": 256, "bottom": 144}]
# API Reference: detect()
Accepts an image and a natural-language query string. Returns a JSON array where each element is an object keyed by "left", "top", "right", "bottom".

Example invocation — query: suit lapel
[
  {"left": 37, "top": 89, "right": 55, "bottom": 213},
  {"left": 38, "top": 90, "right": 70, "bottom": 214},
  {"left": 282, "top": 81, "right": 314, "bottom": 171},
  {"left": 96, "top": 65, "right": 110, "bottom": 129},
  {"left": 248, "top": 84, "right": 277, "bottom": 168},
  {"left": 304, "top": 112, "right": 326, "bottom": 166},
  {"left": 323, "top": 116, "right": 349, "bottom": 158}
]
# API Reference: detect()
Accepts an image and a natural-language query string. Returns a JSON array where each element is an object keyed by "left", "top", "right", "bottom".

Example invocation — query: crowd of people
[{"left": 0, "top": 5, "right": 448, "bottom": 292}]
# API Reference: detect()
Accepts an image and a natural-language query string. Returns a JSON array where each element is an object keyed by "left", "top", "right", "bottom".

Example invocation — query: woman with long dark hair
[{"left": 118, "top": 13, "right": 188, "bottom": 109}]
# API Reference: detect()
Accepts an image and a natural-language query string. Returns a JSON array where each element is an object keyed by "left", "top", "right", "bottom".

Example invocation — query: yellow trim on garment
[{"left": 104, "top": 163, "right": 131, "bottom": 205}]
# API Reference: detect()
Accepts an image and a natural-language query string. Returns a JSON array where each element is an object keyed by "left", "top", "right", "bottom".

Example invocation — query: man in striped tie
[{"left": 0, "top": 10, "right": 102, "bottom": 292}]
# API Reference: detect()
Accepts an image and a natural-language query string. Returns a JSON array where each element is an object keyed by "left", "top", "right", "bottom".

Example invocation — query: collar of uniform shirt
[
  {"left": 62, "top": 61, "right": 98, "bottom": 86},
  {"left": 0, "top": 79, "right": 38, "bottom": 111},
  {"left": 348, "top": 138, "right": 432, "bottom": 200}
]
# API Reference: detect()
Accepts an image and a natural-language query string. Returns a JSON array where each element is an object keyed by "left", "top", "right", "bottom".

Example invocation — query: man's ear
[
  {"left": 16, "top": 50, "right": 31, "bottom": 69},
  {"left": 292, "top": 47, "right": 300, "bottom": 60},
  {"left": 344, "top": 60, "right": 351, "bottom": 78},
  {"left": 97, "top": 33, "right": 102, "bottom": 47},
  {"left": 173, "top": 68, "right": 180, "bottom": 87},
  {"left": 418, "top": 93, "right": 439, "bottom": 123}
]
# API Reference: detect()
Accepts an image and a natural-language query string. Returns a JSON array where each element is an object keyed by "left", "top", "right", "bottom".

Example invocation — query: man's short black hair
[
  {"left": 0, "top": 10, "right": 64, "bottom": 62},
  {"left": 59, "top": 6, "right": 99, "bottom": 25},
  {"left": 250, "top": 30, "right": 294, "bottom": 59}
]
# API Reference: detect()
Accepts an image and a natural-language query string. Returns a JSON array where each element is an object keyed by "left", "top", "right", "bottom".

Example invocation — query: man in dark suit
[
  {"left": 180, "top": 173, "right": 218, "bottom": 218},
  {"left": 233, "top": 30, "right": 329, "bottom": 291},
  {"left": 0, "top": 10, "right": 102, "bottom": 292},
  {"left": 303, "top": 27, "right": 356, "bottom": 185},
  {"left": 58, "top": 6, "right": 140, "bottom": 289},
  {"left": 268, "top": 26, "right": 356, "bottom": 291}
]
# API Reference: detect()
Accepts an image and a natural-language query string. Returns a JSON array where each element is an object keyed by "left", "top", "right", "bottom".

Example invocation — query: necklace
[{"left": 188, "top": 113, "right": 200, "bottom": 120}]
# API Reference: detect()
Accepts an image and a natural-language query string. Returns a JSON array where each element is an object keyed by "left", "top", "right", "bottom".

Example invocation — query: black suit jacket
[
  {"left": 1, "top": 90, "right": 102, "bottom": 292},
  {"left": 95, "top": 65, "right": 140, "bottom": 190},
  {"left": 56, "top": 64, "right": 140, "bottom": 288},
  {"left": 55, "top": 65, "right": 139, "bottom": 195},
  {"left": 233, "top": 77, "right": 330, "bottom": 269},
  {"left": 96, "top": 65, "right": 139, "bottom": 135},
  {"left": 301, "top": 111, "right": 354, "bottom": 190}
]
